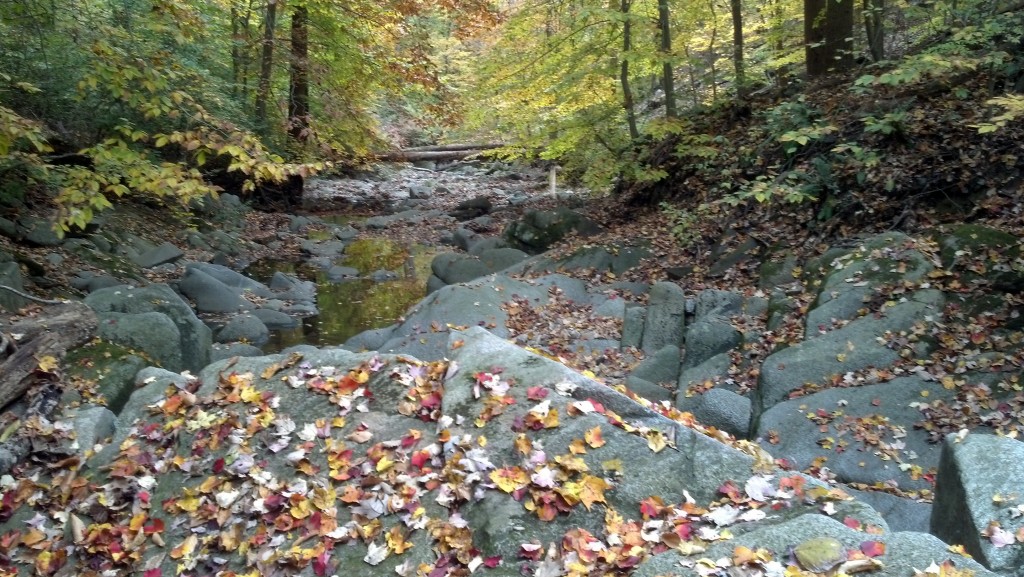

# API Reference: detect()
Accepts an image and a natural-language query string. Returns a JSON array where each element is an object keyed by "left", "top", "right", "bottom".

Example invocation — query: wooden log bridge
[{"left": 378, "top": 142, "right": 506, "bottom": 163}]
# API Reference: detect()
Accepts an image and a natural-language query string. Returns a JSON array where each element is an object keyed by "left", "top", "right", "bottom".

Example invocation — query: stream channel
[
  {"left": 241, "top": 163, "right": 552, "bottom": 352},
  {"left": 246, "top": 223, "right": 438, "bottom": 352}
]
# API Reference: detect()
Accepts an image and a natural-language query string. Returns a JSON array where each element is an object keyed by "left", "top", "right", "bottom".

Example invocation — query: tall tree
[
  {"left": 621, "top": 0, "right": 639, "bottom": 140},
  {"left": 731, "top": 0, "right": 748, "bottom": 99},
  {"left": 657, "top": 0, "right": 677, "bottom": 118},
  {"left": 254, "top": 0, "right": 278, "bottom": 129},
  {"left": 288, "top": 4, "right": 310, "bottom": 142},
  {"left": 863, "top": 0, "right": 885, "bottom": 62},
  {"left": 805, "top": 0, "right": 854, "bottom": 76},
  {"left": 231, "top": 0, "right": 256, "bottom": 101}
]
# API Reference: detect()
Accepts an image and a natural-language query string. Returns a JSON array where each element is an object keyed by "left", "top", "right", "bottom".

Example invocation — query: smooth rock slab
[
  {"left": 131, "top": 241, "right": 184, "bottom": 268},
  {"left": 215, "top": 313, "right": 270, "bottom": 346},
  {"left": 755, "top": 290, "right": 944, "bottom": 420},
  {"left": 692, "top": 387, "right": 751, "bottom": 438},
  {"left": 640, "top": 281, "right": 686, "bottom": 354},
  {"left": 931, "top": 433, "right": 1024, "bottom": 575},
  {"left": 756, "top": 376, "right": 951, "bottom": 492},
  {"left": 179, "top": 267, "right": 254, "bottom": 313},
  {"left": 635, "top": 513, "right": 1000, "bottom": 577},
  {"left": 682, "top": 318, "right": 742, "bottom": 369}
]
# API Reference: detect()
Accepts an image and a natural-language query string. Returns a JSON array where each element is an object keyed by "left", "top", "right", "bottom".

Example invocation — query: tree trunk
[
  {"left": 863, "top": 0, "right": 885, "bottom": 62},
  {"left": 708, "top": 0, "right": 720, "bottom": 102},
  {"left": 731, "top": 0, "right": 747, "bottom": 100},
  {"left": 254, "top": 0, "right": 277, "bottom": 129},
  {"left": 658, "top": 0, "right": 677, "bottom": 118},
  {"left": 805, "top": 0, "right": 855, "bottom": 76},
  {"left": 620, "top": 0, "right": 639, "bottom": 140},
  {"left": 231, "top": 5, "right": 240, "bottom": 98},
  {"left": 288, "top": 4, "right": 310, "bottom": 142},
  {"left": 240, "top": 0, "right": 255, "bottom": 102}
]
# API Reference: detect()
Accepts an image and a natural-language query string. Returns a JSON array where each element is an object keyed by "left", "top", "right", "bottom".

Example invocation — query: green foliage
[
  {"left": 853, "top": 10, "right": 1024, "bottom": 95},
  {"left": 778, "top": 122, "right": 837, "bottom": 156},
  {"left": 725, "top": 171, "right": 820, "bottom": 206},
  {"left": 763, "top": 96, "right": 818, "bottom": 137},
  {"left": 831, "top": 142, "right": 882, "bottom": 186},
  {"left": 660, "top": 201, "right": 714, "bottom": 248},
  {"left": 861, "top": 110, "right": 909, "bottom": 140},
  {"left": 975, "top": 94, "right": 1024, "bottom": 133}
]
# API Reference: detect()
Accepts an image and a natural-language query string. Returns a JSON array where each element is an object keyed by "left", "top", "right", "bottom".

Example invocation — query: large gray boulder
[
  {"left": 636, "top": 513, "right": 1000, "bottom": 577},
  {"left": 377, "top": 273, "right": 579, "bottom": 359},
  {"left": 96, "top": 311, "right": 183, "bottom": 372},
  {"left": 504, "top": 207, "right": 601, "bottom": 254},
  {"left": 446, "top": 328, "right": 880, "bottom": 561},
  {"left": 682, "top": 318, "right": 742, "bottom": 369},
  {"left": 932, "top": 433, "right": 1024, "bottom": 575},
  {"left": 756, "top": 376, "right": 952, "bottom": 492},
  {"left": 806, "top": 232, "right": 933, "bottom": 330},
  {"left": 131, "top": 241, "right": 184, "bottom": 268},
  {"left": 179, "top": 267, "right": 254, "bottom": 313},
  {"left": 640, "top": 281, "right": 686, "bottom": 353},
  {"left": 755, "top": 290, "right": 944, "bottom": 422},
  {"left": 215, "top": 313, "right": 270, "bottom": 347},
  {"left": 85, "top": 283, "right": 212, "bottom": 372},
  {"left": 0, "top": 261, "right": 29, "bottom": 311},
  {"left": 186, "top": 262, "right": 274, "bottom": 298}
]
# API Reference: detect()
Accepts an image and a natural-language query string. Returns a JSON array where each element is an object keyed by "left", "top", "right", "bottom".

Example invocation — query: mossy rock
[
  {"left": 932, "top": 224, "right": 1024, "bottom": 293},
  {"left": 65, "top": 339, "right": 150, "bottom": 413}
]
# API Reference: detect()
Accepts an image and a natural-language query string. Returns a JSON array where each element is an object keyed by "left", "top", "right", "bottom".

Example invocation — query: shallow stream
[{"left": 246, "top": 236, "right": 437, "bottom": 352}]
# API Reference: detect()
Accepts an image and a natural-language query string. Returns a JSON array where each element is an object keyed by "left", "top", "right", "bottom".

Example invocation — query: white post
[{"left": 548, "top": 165, "right": 558, "bottom": 194}]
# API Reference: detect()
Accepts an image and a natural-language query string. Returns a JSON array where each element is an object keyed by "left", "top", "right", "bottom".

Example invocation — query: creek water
[{"left": 246, "top": 236, "right": 438, "bottom": 352}]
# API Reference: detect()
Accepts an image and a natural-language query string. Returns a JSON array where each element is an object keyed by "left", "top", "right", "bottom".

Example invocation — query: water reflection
[{"left": 246, "top": 238, "right": 436, "bottom": 352}]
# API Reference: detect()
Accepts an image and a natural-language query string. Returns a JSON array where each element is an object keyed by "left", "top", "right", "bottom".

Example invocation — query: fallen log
[
  {"left": 0, "top": 301, "right": 98, "bottom": 411},
  {"left": 399, "top": 143, "right": 505, "bottom": 153},
  {"left": 378, "top": 142, "right": 507, "bottom": 163}
]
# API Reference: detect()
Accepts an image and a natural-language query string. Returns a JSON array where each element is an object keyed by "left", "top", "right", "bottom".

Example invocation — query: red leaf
[
  {"left": 143, "top": 518, "right": 165, "bottom": 534},
  {"left": 860, "top": 540, "right": 885, "bottom": 557},
  {"left": 526, "top": 386, "right": 549, "bottom": 400},
  {"left": 843, "top": 517, "right": 862, "bottom": 530},
  {"left": 313, "top": 550, "right": 331, "bottom": 577}
]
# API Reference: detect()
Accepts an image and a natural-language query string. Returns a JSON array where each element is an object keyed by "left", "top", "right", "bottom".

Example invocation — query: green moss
[{"left": 65, "top": 339, "right": 150, "bottom": 411}]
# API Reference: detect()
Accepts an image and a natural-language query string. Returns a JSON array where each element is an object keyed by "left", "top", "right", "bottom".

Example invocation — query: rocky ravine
[{"left": 0, "top": 163, "right": 1023, "bottom": 576}]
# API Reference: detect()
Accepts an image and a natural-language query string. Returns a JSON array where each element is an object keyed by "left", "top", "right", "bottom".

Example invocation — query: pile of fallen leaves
[{"left": 1, "top": 344, "right": 957, "bottom": 577}]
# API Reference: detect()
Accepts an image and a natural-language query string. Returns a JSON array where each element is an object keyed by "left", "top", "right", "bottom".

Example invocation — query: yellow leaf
[
  {"left": 37, "top": 355, "right": 59, "bottom": 373},
  {"left": 561, "top": 474, "right": 610, "bottom": 510},
  {"left": 489, "top": 467, "right": 529, "bottom": 493},
  {"left": 585, "top": 426, "right": 605, "bottom": 448},
  {"left": 569, "top": 439, "right": 587, "bottom": 454},
  {"left": 240, "top": 386, "right": 263, "bottom": 403},
  {"left": 170, "top": 534, "right": 198, "bottom": 559},
  {"left": 386, "top": 526, "right": 414, "bottom": 554},
  {"left": 601, "top": 459, "right": 622, "bottom": 475},
  {"left": 376, "top": 455, "right": 394, "bottom": 472},
  {"left": 515, "top": 434, "right": 533, "bottom": 455},
  {"left": 646, "top": 430, "right": 668, "bottom": 453}
]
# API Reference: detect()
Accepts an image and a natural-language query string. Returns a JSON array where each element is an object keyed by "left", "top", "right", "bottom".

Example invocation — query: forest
[
  {"left": 0, "top": 0, "right": 1023, "bottom": 232},
  {"left": 4, "top": 3, "right": 1024, "bottom": 577}
]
